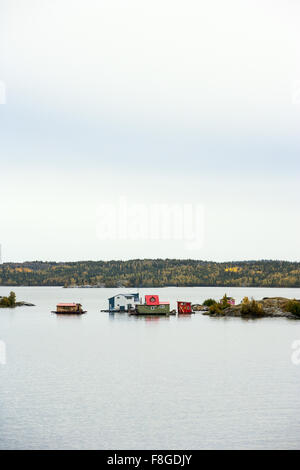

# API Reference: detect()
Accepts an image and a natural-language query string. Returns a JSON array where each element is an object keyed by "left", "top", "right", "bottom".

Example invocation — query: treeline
[{"left": 0, "top": 259, "right": 300, "bottom": 288}]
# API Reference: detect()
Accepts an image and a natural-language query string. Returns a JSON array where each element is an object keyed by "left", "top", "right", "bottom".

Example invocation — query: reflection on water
[
  {"left": 142, "top": 315, "right": 170, "bottom": 323},
  {"left": 109, "top": 312, "right": 171, "bottom": 322},
  {"left": 54, "top": 313, "right": 85, "bottom": 321},
  {"left": 0, "top": 286, "right": 300, "bottom": 450},
  {"left": 177, "top": 314, "right": 193, "bottom": 321}
]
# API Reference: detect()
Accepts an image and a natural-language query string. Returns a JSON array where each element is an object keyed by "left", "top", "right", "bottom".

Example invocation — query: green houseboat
[{"left": 134, "top": 295, "right": 170, "bottom": 315}]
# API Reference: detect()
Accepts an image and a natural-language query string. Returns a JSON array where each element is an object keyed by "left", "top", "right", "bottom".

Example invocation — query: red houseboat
[{"left": 177, "top": 301, "right": 193, "bottom": 314}]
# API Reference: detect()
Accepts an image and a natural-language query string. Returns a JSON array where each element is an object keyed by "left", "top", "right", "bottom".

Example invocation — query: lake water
[{"left": 0, "top": 286, "right": 300, "bottom": 450}]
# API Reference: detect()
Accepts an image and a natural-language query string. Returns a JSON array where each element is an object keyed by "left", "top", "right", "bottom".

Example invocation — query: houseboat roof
[
  {"left": 108, "top": 293, "right": 139, "bottom": 300},
  {"left": 57, "top": 303, "right": 79, "bottom": 307},
  {"left": 144, "top": 295, "right": 169, "bottom": 306}
]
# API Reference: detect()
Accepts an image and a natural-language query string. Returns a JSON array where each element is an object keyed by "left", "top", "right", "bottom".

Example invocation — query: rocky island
[
  {"left": 199, "top": 295, "right": 300, "bottom": 319},
  {"left": 0, "top": 291, "right": 35, "bottom": 308}
]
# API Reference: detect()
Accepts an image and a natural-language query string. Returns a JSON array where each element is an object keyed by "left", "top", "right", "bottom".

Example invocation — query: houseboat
[
  {"left": 52, "top": 303, "right": 87, "bottom": 314},
  {"left": 108, "top": 293, "right": 140, "bottom": 312},
  {"left": 133, "top": 295, "right": 170, "bottom": 315},
  {"left": 177, "top": 301, "right": 193, "bottom": 314}
]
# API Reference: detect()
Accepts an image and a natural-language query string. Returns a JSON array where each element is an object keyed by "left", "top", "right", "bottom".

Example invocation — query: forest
[{"left": 0, "top": 259, "right": 300, "bottom": 288}]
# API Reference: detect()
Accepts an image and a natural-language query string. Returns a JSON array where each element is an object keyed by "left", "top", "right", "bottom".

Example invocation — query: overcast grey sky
[{"left": 0, "top": 0, "right": 300, "bottom": 262}]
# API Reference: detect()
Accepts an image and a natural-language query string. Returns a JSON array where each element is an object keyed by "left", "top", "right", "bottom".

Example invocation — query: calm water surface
[{"left": 0, "top": 286, "right": 300, "bottom": 450}]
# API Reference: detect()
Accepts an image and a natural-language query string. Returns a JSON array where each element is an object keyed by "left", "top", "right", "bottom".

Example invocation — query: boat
[
  {"left": 51, "top": 303, "right": 87, "bottom": 314},
  {"left": 132, "top": 295, "right": 170, "bottom": 315}
]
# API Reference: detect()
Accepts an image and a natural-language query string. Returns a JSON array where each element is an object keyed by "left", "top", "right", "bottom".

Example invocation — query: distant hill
[{"left": 0, "top": 259, "right": 300, "bottom": 288}]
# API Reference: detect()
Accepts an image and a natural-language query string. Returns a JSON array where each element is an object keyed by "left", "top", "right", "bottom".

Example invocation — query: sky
[{"left": 0, "top": 0, "right": 300, "bottom": 262}]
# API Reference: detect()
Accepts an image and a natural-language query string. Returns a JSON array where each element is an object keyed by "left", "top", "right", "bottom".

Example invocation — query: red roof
[
  {"left": 145, "top": 295, "right": 160, "bottom": 305},
  {"left": 57, "top": 303, "right": 78, "bottom": 307},
  {"left": 145, "top": 295, "right": 169, "bottom": 306}
]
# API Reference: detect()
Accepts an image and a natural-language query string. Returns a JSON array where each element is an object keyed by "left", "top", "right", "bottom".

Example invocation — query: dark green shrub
[
  {"left": 0, "top": 291, "right": 16, "bottom": 307},
  {"left": 0, "top": 296, "right": 10, "bottom": 307},
  {"left": 203, "top": 298, "right": 217, "bottom": 307},
  {"left": 241, "top": 297, "right": 264, "bottom": 316},
  {"left": 285, "top": 300, "right": 300, "bottom": 317},
  {"left": 209, "top": 303, "right": 222, "bottom": 315},
  {"left": 8, "top": 291, "right": 16, "bottom": 306}
]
